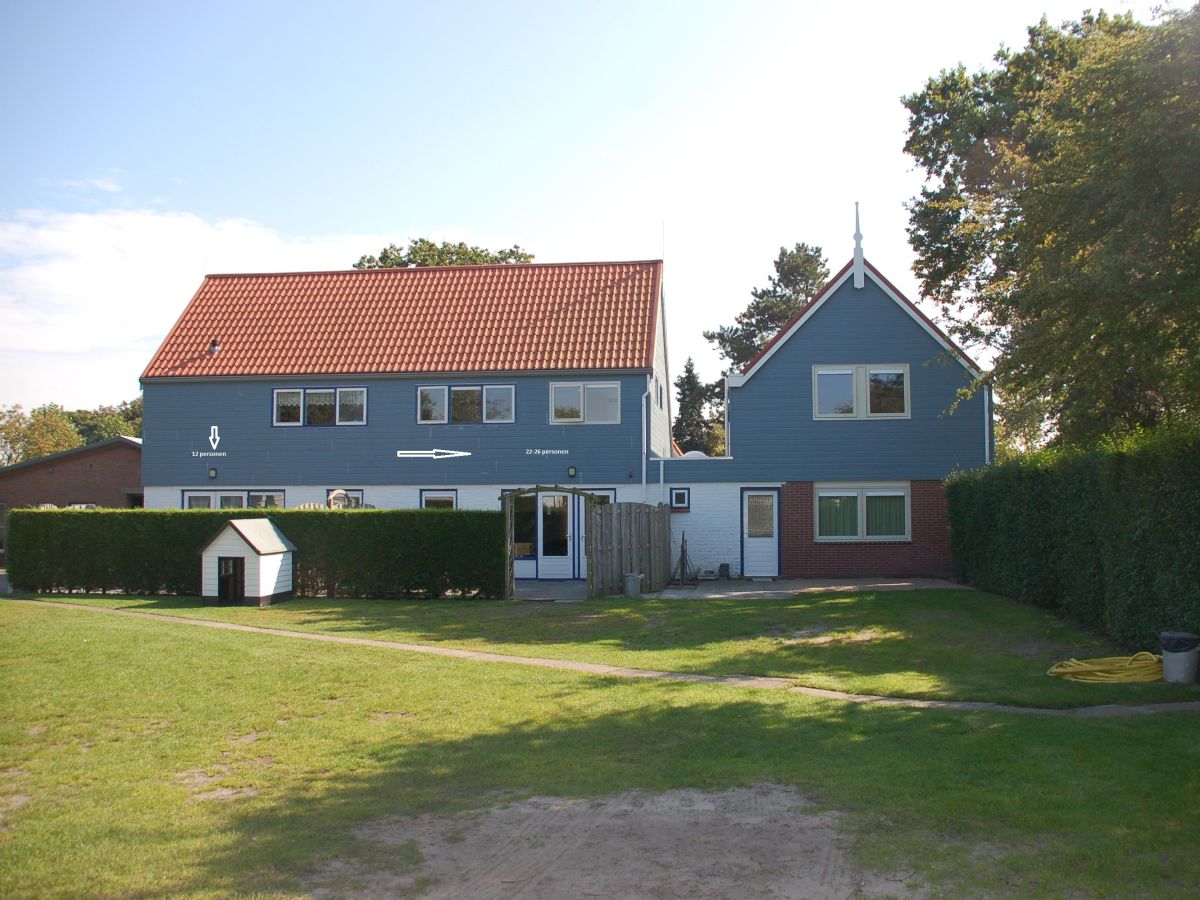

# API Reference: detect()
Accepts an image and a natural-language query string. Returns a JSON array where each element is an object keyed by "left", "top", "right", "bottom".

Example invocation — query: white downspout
[
  {"left": 642, "top": 379, "right": 651, "bottom": 502},
  {"left": 723, "top": 376, "right": 731, "bottom": 457}
]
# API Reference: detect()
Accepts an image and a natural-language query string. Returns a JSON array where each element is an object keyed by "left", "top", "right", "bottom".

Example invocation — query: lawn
[
  {"left": 36, "top": 589, "right": 1200, "bottom": 708},
  {"left": 1, "top": 600, "right": 1198, "bottom": 898}
]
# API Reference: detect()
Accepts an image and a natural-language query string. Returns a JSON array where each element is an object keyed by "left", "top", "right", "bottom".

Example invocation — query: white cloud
[{"left": 0, "top": 209, "right": 416, "bottom": 409}]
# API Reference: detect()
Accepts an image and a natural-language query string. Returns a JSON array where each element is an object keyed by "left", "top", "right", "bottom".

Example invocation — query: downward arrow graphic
[
  {"left": 209, "top": 426, "right": 221, "bottom": 450},
  {"left": 395, "top": 448, "right": 472, "bottom": 460}
]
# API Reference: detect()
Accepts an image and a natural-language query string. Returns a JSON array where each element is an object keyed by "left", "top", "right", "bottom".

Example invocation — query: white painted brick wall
[{"left": 665, "top": 482, "right": 780, "bottom": 578}]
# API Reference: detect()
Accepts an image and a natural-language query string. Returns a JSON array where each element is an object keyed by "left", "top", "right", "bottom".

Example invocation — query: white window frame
[
  {"left": 336, "top": 387, "right": 367, "bottom": 425},
  {"left": 550, "top": 383, "right": 584, "bottom": 423},
  {"left": 304, "top": 388, "right": 337, "bottom": 427},
  {"left": 669, "top": 487, "right": 690, "bottom": 510},
  {"left": 483, "top": 384, "right": 515, "bottom": 423},
  {"left": 417, "top": 386, "right": 448, "bottom": 424},
  {"left": 814, "top": 482, "right": 911, "bottom": 542},
  {"left": 273, "top": 389, "right": 304, "bottom": 426},
  {"left": 812, "top": 368, "right": 857, "bottom": 418},
  {"left": 326, "top": 488, "right": 364, "bottom": 508},
  {"left": 248, "top": 491, "right": 286, "bottom": 509},
  {"left": 550, "top": 381, "right": 621, "bottom": 425},
  {"left": 812, "top": 365, "right": 911, "bottom": 420},
  {"left": 420, "top": 489, "right": 458, "bottom": 510},
  {"left": 419, "top": 384, "right": 515, "bottom": 424}
]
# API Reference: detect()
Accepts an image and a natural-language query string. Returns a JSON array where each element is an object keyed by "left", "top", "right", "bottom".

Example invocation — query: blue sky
[{"left": 0, "top": 0, "right": 1167, "bottom": 410}]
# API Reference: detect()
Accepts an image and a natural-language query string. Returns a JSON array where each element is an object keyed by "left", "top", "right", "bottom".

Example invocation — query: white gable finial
[{"left": 853, "top": 202, "right": 865, "bottom": 289}]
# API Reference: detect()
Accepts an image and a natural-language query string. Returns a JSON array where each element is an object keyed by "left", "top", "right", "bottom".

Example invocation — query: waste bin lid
[{"left": 1160, "top": 631, "right": 1200, "bottom": 653}]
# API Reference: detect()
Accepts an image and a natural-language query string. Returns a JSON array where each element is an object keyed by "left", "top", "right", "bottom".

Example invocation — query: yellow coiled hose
[{"left": 1047, "top": 651, "right": 1162, "bottom": 683}]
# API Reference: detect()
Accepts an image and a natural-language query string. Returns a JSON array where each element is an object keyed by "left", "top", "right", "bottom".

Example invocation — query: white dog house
[{"left": 201, "top": 518, "right": 296, "bottom": 606}]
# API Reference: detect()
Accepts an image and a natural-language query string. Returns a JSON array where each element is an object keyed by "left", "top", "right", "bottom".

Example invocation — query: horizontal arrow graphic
[{"left": 396, "top": 448, "right": 472, "bottom": 460}]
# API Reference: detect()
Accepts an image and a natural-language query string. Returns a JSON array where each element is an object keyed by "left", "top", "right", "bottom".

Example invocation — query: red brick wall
[
  {"left": 0, "top": 443, "right": 142, "bottom": 514},
  {"left": 780, "top": 480, "right": 954, "bottom": 578}
]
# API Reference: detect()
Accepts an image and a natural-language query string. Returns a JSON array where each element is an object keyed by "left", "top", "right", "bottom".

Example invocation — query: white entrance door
[
  {"left": 742, "top": 490, "right": 779, "bottom": 577},
  {"left": 538, "top": 492, "right": 573, "bottom": 579}
]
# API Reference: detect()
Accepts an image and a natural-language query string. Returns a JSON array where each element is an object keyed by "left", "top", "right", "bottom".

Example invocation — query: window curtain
[
  {"left": 866, "top": 494, "right": 905, "bottom": 536},
  {"left": 818, "top": 495, "right": 857, "bottom": 537}
]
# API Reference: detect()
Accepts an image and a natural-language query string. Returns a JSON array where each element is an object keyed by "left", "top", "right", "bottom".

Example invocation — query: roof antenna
[{"left": 853, "top": 202, "right": 865, "bottom": 289}]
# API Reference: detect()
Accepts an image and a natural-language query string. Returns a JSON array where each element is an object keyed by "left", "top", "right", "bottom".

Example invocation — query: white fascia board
[
  {"left": 739, "top": 266, "right": 982, "bottom": 384},
  {"left": 739, "top": 268, "right": 854, "bottom": 382}
]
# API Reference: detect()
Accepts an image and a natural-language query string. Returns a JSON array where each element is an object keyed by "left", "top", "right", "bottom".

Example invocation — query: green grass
[
  {"left": 35, "top": 589, "right": 1200, "bottom": 708},
  {"left": 2, "top": 601, "right": 1199, "bottom": 897}
]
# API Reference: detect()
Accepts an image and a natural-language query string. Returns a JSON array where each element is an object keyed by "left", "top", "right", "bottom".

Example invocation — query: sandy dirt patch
[{"left": 306, "top": 784, "right": 924, "bottom": 898}]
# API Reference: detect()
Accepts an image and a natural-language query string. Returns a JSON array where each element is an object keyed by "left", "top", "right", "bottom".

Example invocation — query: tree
[
  {"left": 672, "top": 358, "right": 723, "bottom": 455},
  {"left": 0, "top": 405, "right": 24, "bottom": 466},
  {"left": 354, "top": 238, "right": 534, "bottom": 269},
  {"left": 19, "top": 405, "right": 82, "bottom": 461},
  {"left": 704, "top": 243, "right": 829, "bottom": 369},
  {"left": 68, "top": 397, "right": 142, "bottom": 444},
  {"left": 904, "top": 7, "right": 1200, "bottom": 444}
]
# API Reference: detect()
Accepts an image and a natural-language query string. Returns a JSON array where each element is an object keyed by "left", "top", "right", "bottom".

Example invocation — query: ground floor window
[
  {"left": 184, "top": 490, "right": 285, "bottom": 509},
  {"left": 326, "top": 488, "right": 364, "bottom": 508},
  {"left": 420, "top": 490, "right": 457, "bottom": 510},
  {"left": 814, "top": 483, "right": 909, "bottom": 541}
]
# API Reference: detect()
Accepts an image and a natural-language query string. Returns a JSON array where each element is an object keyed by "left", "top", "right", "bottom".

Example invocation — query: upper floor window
[
  {"left": 550, "top": 382, "right": 620, "bottom": 424},
  {"left": 418, "top": 385, "right": 514, "bottom": 424},
  {"left": 274, "top": 388, "right": 366, "bottom": 426},
  {"left": 812, "top": 365, "right": 909, "bottom": 419}
]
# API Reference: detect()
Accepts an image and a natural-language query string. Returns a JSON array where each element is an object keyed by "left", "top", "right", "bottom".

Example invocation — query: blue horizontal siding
[
  {"left": 668, "top": 275, "right": 988, "bottom": 483},
  {"left": 142, "top": 373, "right": 649, "bottom": 487}
]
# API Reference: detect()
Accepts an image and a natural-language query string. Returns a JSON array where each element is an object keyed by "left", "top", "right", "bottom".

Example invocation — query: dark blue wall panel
[
  {"left": 667, "top": 274, "right": 989, "bottom": 483},
  {"left": 142, "top": 373, "right": 650, "bottom": 488}
]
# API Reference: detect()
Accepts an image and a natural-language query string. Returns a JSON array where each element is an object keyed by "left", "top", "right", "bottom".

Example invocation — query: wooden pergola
[{"left": 499, "top": 485, "right": 609, "bottom": 600}]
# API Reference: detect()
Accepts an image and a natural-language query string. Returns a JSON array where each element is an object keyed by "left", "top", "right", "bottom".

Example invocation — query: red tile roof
[{"left": 142, "top": 260, "right": 663, "bottom": 379}]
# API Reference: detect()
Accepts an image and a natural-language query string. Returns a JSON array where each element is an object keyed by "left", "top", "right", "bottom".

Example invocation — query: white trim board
[{"left": 737, "top": 261, "right": 983, "bottom": 384}]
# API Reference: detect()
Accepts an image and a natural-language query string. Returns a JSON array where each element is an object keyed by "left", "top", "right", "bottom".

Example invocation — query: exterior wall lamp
[
  {"left": 208, "top": 467, "right": 218, "bottom": 479},
  {"left": 567, "top": 466, "right": 577, "bottom": 478}
]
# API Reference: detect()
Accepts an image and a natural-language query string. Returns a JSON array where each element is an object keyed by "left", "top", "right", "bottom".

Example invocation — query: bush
[
  {"left": 946, "top": 428, "right": 1200, "bottom": 648},
  {"left": 6, "top": 508, "right": 505, "bottom": 599}
]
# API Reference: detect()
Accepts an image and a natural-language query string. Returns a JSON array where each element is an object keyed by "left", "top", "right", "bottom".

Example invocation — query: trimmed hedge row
[
  {"left": 6, "top": 508, "right": 506, "bottom": 599},
  {"left": 946, "top": 428, "right": 1200, "bottom": 648}
]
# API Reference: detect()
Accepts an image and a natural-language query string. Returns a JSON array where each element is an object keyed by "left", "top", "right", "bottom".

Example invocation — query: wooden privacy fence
[{"left": 587, "top": 501, "right": 671, "bottom": 597}]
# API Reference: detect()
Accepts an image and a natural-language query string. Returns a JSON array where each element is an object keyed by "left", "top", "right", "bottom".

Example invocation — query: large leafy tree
[
  {"left": 904, "top": 7, "right": 1200, "bottom": 444},
  {"left": 354, "top": 238, "right": 534, "bottom": 269},
  {"left": 68, "top": 397, "right": 142, "bottom": 444},
  {"left": 672, "top": 358, "right": 723, "bottom": 455},
  {"left": 704, "top": 243, "right": 829, "bottom": 369},
  {"left": 17, "top": 405, "right": 82, "bottom": 462}
]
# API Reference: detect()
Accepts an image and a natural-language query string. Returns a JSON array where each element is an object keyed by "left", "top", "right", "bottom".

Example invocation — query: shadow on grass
[
  {"left": 174, "top": 687, "right": 1200, "bottom": 898},
  {"left": 28, "top": 590, "right": 1200, "bottom": 706}
]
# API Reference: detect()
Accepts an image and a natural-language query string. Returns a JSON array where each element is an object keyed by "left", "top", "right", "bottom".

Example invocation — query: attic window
[{"left": 813, "top": 366, "right": 909, "bottom": 420}]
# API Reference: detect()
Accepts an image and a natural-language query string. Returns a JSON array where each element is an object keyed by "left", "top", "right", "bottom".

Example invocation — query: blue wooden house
[
  {"left": 140, "top": 260, "right": 672, "bottom": 581},
  {"left": 661, "top": 228, "right": 991, "bottom": 578},
  {"left": 141, "top": 233, "right": 989, "bottom": 582}
]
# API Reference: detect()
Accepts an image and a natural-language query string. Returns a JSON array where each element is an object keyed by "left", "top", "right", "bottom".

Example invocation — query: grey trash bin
[
  {"left": 623, "top": 573, "right": 643, "bottom": 597},
  {"left": 1159, "top": 632, "right": 1199, "bottom": 683}
]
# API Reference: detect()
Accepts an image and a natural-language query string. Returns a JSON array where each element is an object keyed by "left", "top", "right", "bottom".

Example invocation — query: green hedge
[
  {"left": 946, "top": 429, "right": 1200, "bottom": 648},
  {"left": 6, "top": 508, "right": 505, "bottom": 599}
]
